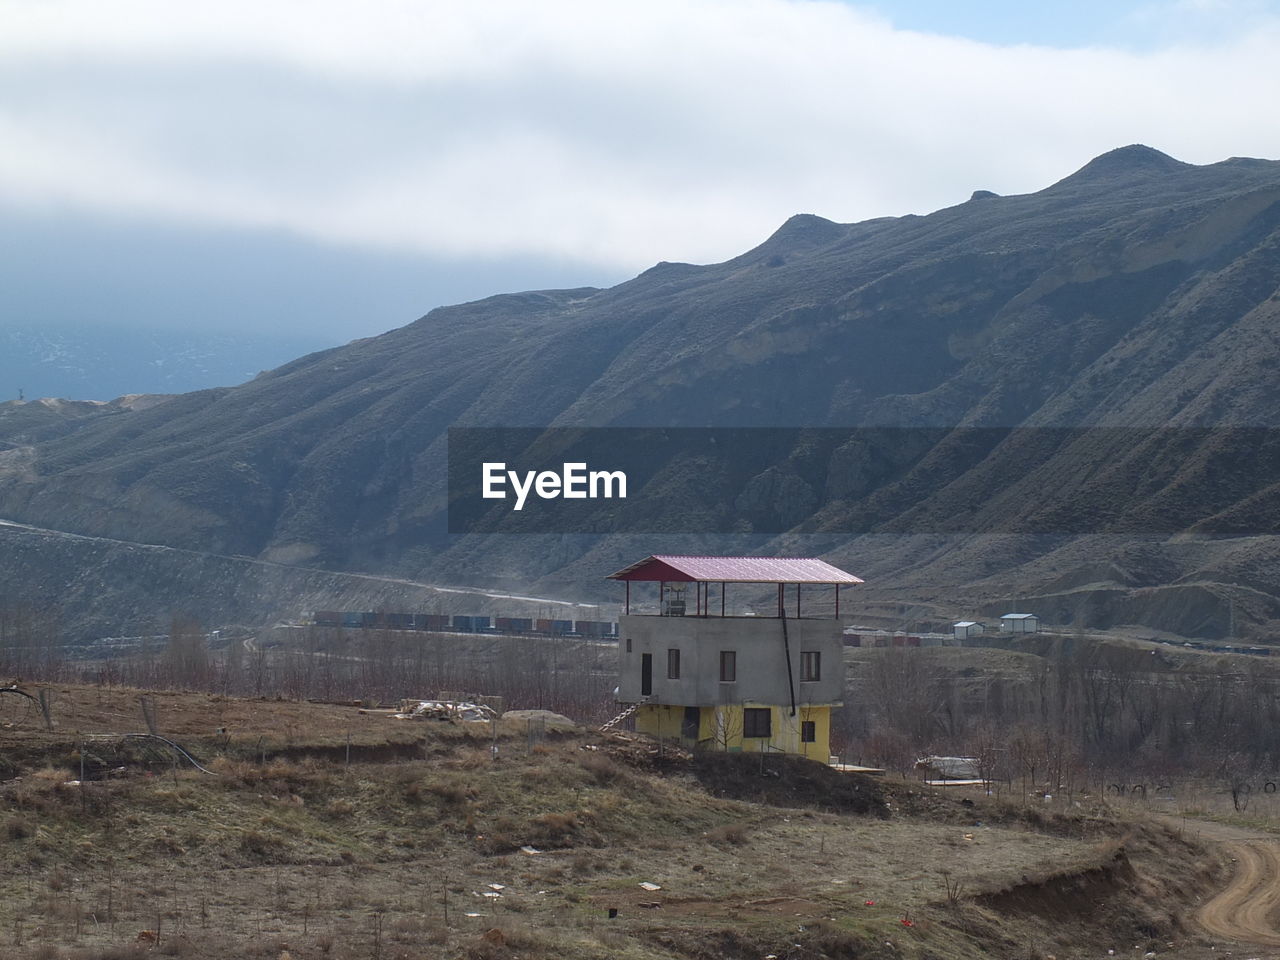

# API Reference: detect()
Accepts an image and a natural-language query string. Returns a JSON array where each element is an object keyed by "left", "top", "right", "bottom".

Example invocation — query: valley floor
[{"left": 0, "top": 683, "right": 1260, "bottom": 960}]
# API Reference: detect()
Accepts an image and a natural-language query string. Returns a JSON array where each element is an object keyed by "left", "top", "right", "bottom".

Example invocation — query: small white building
[
  {"left": 953, "top": 620, "right": 984, "bottom": 640},
  {"left": 999, "top": 613, "right": 1040, "bottom": 634}
]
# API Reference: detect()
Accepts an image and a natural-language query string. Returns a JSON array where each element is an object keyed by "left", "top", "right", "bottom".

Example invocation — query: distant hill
[
  {"left": 6, "top": 145, "right": 1280, "bottom": 640},
  {"left": 0, "top": 321, "right": 329, "bottom": 402}
]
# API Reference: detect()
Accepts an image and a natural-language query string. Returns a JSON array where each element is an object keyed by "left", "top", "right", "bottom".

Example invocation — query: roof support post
[{"left": 721, "top": 582, "right": 726, "bottom": 618}]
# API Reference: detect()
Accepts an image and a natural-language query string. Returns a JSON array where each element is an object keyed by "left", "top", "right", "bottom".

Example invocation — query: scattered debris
[
  {"left": 395, "top": 700, "right": 497, "bottom": 723},
  {"left": 638, "top": 881, "right": 661, "bottom": 891},
  {"left": 915, "top": 756, "right": 984, "bottom": 784},
  {"left": 487, "top": 883, "right": 505, "bottom": 891},
  {"left": 520, "top": 845, "right": 542, "bottom": 855}
]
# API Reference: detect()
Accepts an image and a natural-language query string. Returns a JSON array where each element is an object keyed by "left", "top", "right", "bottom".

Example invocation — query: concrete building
[
  {"left": 953, "top": 621, "right": 984, "bottom": 640},
  {"left": 609, "top": 555, "right": 862, "bottom": 763},
  {"left": 999, "top": 613, "right": 1040, "bottom": 634}
]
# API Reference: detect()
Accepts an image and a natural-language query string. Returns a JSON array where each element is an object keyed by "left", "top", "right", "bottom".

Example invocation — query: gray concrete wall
[{"left": 617, "top": 614, "right": 843, "bottom": 706}]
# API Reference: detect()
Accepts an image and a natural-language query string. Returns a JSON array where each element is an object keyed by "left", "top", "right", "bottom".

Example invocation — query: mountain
[{"left": 6, "top": 144, "right": 1280, "bottom": 641}]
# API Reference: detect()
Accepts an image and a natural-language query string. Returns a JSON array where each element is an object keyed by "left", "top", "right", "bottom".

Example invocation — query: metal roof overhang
[{"left": 606, "top": 555, "right": 863, "bottom": 584}]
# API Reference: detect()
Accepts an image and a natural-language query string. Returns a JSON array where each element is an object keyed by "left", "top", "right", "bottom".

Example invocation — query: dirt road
[{"left": 1183, "top": 818, "right": 1280, "bottom": 946}]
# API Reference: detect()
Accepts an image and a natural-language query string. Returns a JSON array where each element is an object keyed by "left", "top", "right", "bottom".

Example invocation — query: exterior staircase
[{"left": 600, "top": 698, "right": 647, "bottom": 732}]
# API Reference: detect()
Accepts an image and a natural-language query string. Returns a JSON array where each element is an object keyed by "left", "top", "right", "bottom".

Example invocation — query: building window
[
  {"left": 800, "top": 650, "right": 821, "bottom": 681},
  {"left": 667, "top": 648, "right": 681, "bottom": 679},
  {"left": 743, "top": 707, "right": 771, "bottom": 738},
  {"left": 801, "top": 720, "right": 816, "bottom": 743},
  {"left": 719, "top": 650, "right": 736, "bottom": 682},
  {"left": 625, "top": 637, "right": 632, "bottom": 652}
]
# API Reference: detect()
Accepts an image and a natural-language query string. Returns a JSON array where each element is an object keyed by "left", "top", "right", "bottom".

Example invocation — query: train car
[
  {"left": 574, "top": 620, "right": 605, "bottom": 637},
  {"left": 453, "top": 615, "right": 476, "bottom": 633},
  {"left": 342, "top": 611, "right": 363, "bottom": 629},
  {"left": 473, "top": 616, "right": 494, "bottom": 633},
  {"left": 385, "top": 613, "right": 415, "bottom": 631},
  {"left": 495, "top": 617, "right": 534, "bottom": 633},
  {"left": 414, "top": 614, "right": 450, "bottom": 631},
  {"left": 314, "top": 611, "right": 342, "bottom": 627},
  {"left": 843, "top": 633, "right": 861, "bottom": 647},
  {"left": 360, "top": 612, "right": 384, "bottom": 629}
]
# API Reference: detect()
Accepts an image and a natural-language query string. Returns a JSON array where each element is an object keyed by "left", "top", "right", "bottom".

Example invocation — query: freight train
[{"left": 310, "top": 611, "right": 618, "bottom": 638}]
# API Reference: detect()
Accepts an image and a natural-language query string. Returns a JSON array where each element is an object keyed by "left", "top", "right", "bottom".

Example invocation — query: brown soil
[{"left": 690, "top": 751, "right": 887, "bottom": 815}]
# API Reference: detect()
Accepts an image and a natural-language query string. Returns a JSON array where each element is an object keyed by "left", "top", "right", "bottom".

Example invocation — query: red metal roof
[{"left": 606, "top": 555, "right": 863, "bottom": 584}]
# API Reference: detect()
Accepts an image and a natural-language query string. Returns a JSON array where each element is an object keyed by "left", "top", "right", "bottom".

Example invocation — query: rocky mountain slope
[{"left": 5, "top": 145, "right": 1280, "bottom": 639}]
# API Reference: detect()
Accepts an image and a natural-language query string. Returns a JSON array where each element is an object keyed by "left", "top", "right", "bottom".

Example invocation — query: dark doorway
[
  {"left": 641, "top": 653, "right": 652, "bottom": 696},
  {"left": 682, "top": 706, "right": 700, "bottom": 740}
]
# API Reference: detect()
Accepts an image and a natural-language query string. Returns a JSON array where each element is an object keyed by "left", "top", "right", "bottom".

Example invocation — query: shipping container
[
  {"left": 385, "top": 613, "right": 415, "bottom": 630},
  {"left": 495, "top": 617, "right": 534, "bottom": 633},
  {"left": 342, "top": 611, "right": 363, "bottom": 629},
  {"left": 314, "top": 611, "right": 342, "bottom": 627},
  {"left": 843, "top": 633, "right": 861, "bottom": 647},
  {"left": 453, "top": 615, "right": 475, "bottom": 633}
]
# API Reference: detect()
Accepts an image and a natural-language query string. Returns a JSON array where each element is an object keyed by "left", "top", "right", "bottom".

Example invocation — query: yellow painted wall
[
  {"left": 635, "top": 704, "right": 687, "bottom": 740},
  {"left": 635, "top": 703, "right": 831, "bottom": 762}
]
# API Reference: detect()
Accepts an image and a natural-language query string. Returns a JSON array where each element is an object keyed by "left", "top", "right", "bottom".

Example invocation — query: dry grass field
[{"left": 0, "top": 683, "right": 1227, "bottom": 959}]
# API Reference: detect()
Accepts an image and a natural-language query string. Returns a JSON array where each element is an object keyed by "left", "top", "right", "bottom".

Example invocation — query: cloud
[{"left": 2, "top": 0, "right": 1280, "bottom": 271}]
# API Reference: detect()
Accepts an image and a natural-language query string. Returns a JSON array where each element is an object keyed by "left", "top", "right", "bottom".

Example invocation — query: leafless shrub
[{"left": 707, "top": 822, "right": 750, "bottom": 846}]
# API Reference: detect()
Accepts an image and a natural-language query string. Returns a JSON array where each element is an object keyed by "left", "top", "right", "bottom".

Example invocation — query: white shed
[
  {"left": 999, "top": 613, "right": 1040, "bottom": 634},
  {"left": 953, "top": 621, "right": 984, "bottom": 639}
]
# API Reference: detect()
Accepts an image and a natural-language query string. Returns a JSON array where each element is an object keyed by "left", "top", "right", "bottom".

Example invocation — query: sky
[{"left": 4, "top": 0, "right": 1280, "bottom": 346}]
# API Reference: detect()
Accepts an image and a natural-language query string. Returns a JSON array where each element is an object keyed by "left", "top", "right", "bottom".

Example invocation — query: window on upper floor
[
  {"left": 667, "top": 648, "right": 681, "bottom": 679},
  {"left": 800, "top": 650, "right": 821, "bottom": 682},
  {"left": 719, "top": 650, "right": 736, "bottom": 682}
]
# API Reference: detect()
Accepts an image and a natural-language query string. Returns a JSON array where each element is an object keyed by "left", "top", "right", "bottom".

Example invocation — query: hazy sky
[{"left": 4, "top": 0, "right": 1280, "bottom": 341}]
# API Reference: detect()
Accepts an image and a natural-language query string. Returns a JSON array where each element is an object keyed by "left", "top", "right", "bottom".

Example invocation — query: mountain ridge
[{"left": 5, "top": 145, "right": 1280, "bottom": 639}]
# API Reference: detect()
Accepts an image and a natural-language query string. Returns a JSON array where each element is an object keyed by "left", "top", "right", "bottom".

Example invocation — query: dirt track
[{"left": 1187, "top": 819, "right": 1280, "bottom": 946}]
